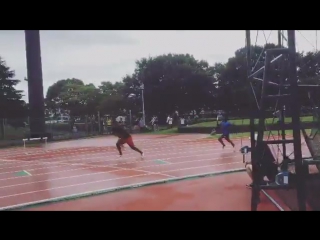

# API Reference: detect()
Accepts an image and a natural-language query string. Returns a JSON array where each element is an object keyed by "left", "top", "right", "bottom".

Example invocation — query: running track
[
  {"left": 0, "top": 133, "right": 312, "bottom": 210},
  {"left": 0, "top": 134, "right": 248, "bottom": 210}
]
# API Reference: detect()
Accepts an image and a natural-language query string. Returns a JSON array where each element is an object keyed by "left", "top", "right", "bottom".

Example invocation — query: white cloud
[{"left": 0, "top": 30, "right": 317, "bottom": 102}]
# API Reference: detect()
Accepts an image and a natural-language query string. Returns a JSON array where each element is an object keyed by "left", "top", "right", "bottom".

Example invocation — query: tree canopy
[
  {"left": 0, "top": 57, "right": 28, "bottom": 138},
  {"left": 2, "top": 43, "right": 320, "bottom": 124},
  {"left": 0, "top": 57, "right": 26, "bottom": 119}
]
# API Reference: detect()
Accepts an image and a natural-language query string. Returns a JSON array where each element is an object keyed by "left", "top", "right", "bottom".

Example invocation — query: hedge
[
  {"left": 46, "top": 122, "right": 98, "bottom": 133},
  {"left": 178, "top": 122, "right": 316, "bottom": 134}
]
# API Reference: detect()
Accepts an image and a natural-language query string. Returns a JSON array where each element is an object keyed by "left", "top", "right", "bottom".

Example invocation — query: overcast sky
[{"left": 0, "top": 30, "right": 318, "bottom": 101}]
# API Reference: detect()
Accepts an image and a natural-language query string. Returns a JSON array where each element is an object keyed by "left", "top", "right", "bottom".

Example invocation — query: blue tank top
[{"left": 220, "top": 121, "right": 231, "bottom": 135}]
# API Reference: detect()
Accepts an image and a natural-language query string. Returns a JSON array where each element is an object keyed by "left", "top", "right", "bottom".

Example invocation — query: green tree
[
  {"left": 44, "top": 45, "right": 320, "bottom": 123},
  {"left": 46, "top": 78, "right": 84, "bottom": 114},
  {"left": 98, "top": 81, "right": 126, "bottom": 115},
  {"left": 46, "top": 79, "right": 101, "bottom": 116},
  {"left": 99, "top": 81, "right": 124, "bottom": 96},
  {"left": 122, "top": 54, "right": 216, "bottom": 117},
  {"left": 214, "top": 44, "right": 280, "bottom": 116},
  {"left": 0, "top": 57, "right": 27, "bottom": 138},
  {"left": 98, "top": 94, "right": 126, "bottom": 115},
  {"left": 295, "top": 51, "right": 320, "bottom": 111},
  {"left": 78, "top": 83, "right": 101, "bottom": 115}
]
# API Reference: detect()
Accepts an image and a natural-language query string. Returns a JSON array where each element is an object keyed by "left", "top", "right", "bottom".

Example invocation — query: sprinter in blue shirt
[{"left": 218, "top": 117, "right": 235, "bottom": 149}]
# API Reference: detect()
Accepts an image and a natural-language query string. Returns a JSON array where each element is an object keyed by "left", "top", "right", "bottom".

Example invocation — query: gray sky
[{"left": 0, "top": 30, "right": 318, "bottom": 101}]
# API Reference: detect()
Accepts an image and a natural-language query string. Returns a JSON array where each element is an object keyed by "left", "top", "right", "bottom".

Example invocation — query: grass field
[
  {"left": 207, "top": 130, "right": 288, "bottom": 139},
  {"left": 207, "top": 129, "right": 311, "bottom": 139},
  {"left": 147, "top": 128, "right": 178, "bottom": 134},
  {"left": 152, "top": 128, "right": 312, "bottom": 138},
  {"left": 190, "top": 116, "right": 313, "bottom": 127}
]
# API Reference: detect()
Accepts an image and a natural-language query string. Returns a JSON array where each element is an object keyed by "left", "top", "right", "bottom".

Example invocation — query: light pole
[
  {"left": 140, "top": 84, "right": 146, "bottom": 126},
  {"left": 128, "top": 85, "right": 146, "bottom": 126}
]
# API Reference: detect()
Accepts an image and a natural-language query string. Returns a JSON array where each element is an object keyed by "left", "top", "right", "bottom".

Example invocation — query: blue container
[{"left": 275, "top": 171, "right": 289, "bottom": 185}]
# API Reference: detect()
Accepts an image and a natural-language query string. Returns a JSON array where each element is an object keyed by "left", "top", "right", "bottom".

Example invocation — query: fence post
[
  {"left": 98, "top": 111, "right": 101, "bottom": 134},
  {"left": 0, "top": 118, "right": 4, "bottom": 139}
]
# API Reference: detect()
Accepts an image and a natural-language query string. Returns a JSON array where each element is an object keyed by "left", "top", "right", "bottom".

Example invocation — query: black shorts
[
  {"left": 221, "top": 134, "right": 230, "bottom": 139},
  {"left": 263, "top": 163, "right": 278, "bottom": 182}
]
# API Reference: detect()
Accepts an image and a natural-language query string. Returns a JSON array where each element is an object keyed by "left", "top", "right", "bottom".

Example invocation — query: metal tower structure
[{"left": 245, "top": 30, "right": 307, "bottom": 211}]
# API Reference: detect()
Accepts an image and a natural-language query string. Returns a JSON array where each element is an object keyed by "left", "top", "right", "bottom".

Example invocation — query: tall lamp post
[
  {"left": 140, "top": 84, "right": 146, "bottom": 126},
  {"left": 128, "top": 83, "right": 146, "bottom": 126}
]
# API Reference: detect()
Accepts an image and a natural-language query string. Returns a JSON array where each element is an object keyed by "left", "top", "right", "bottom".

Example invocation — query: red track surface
[
  {"left": 0, "top": 133, "right": 307, "bottom": 211},
  {"left": 25, "top": 172, "right": 278, "bottom": 211}
]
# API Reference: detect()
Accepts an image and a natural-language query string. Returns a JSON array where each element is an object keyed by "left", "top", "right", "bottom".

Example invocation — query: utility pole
[
  {"left": 141, "top": 84, "right": 146, "bottom": 126},
  {"left": 25, "top": 30, "right": 46, "bottom": 138}
]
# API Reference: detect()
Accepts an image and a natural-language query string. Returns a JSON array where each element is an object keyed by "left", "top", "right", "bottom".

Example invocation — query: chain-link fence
[
  {"left": 0, "top": 118, "right": 29, "bottom": 140},
  {"left": 0, "top": 113, "right": 135, "bottom": 147},
  {"left": 0, "top": 111, "right": 150, "bottom": 143}
]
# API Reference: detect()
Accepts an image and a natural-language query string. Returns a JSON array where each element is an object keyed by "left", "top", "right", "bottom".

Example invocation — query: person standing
[
  {"left": 180, "top": 117, "right": 185, "bottom": 126},
  {"left": 168, "top": 116, "right": 173, "bottom": 128},
  {"left": 106, "top": 118, "right": 112, "bottom": 134}
]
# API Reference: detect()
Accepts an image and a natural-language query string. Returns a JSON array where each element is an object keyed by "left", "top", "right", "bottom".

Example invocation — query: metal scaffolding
[{"left": 245, "top": 30, "right": 306, "bottom": 211}]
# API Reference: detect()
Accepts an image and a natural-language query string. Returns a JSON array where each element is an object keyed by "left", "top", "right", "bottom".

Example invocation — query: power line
[{"left": 297, "top": 30, "right": 316, "bottom": 50}]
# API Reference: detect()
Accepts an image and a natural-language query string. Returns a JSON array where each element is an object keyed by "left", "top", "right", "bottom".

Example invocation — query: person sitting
[{"left": 245, "top": 158, "right": 278, "bottom": 188}]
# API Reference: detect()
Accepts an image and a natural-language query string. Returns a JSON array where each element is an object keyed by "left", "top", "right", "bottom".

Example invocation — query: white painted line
[
  {"left": 0, "top": 137, "right": 248, "bottom": 158},
  {"left": 0, "top": 159, "right": 241, "bottom": 188},
  {"left": 0, "top": 145, "right": 238, "bottom": 171},
  {"left": 22, "top": 170, "right": 32, "bottom": 176},
  {"left": 261, "top": 190, "right": 285, "bottom": 211},
  {"left": 0, "top": 148, "right": 244, "bottom": 187}
]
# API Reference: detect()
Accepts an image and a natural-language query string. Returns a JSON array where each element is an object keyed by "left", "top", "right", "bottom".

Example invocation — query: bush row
[
  {"left": 178, "top": 122, "right": 316, "bottom": 134},
  {"left": 46, "top": 122, "right": 98, "bottom": 132}
]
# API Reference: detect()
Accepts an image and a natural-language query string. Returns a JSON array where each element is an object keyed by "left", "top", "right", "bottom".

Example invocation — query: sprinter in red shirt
[{"left": 112, "top": 124, "right": 144, "bottom": 157}]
